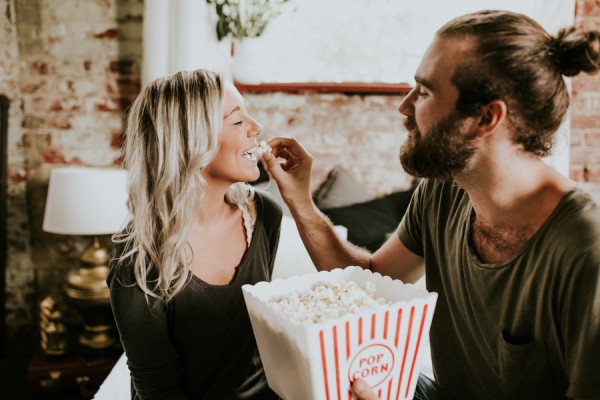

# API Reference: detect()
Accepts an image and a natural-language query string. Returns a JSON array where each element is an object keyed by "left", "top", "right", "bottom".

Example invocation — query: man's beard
[{"left": 400, "top": 114, "right": 477, "bottom": 180}]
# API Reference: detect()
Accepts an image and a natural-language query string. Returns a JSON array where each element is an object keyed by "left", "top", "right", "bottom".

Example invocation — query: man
[{"left": 261, "top": 9, "right": 600, "bottom": 400}]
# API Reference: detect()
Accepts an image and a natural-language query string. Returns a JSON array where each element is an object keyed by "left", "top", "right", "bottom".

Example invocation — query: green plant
[{"left": 206, "top": 0, "right": 289, "bottom": 41}]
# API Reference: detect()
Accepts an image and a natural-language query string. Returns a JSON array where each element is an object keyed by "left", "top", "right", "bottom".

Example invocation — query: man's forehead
[{"left": 415, "top": 36, "right": 474, "bottom": 87}]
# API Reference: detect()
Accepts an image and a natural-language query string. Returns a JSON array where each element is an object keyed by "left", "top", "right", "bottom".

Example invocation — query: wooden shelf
[
  {"left": 234, "top": 82, "right": 413, "bottom": 95},
  {"left": 28, "top": 344, "right": 122, "bottom": 399}
]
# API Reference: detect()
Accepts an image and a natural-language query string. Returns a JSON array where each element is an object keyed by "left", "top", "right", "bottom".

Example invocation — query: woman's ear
[{"left": 477, "top": 99, "right": 507, "bottom": 138}]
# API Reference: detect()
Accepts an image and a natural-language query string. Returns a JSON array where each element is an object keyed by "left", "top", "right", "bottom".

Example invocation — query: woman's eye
[{"left": 234, "top": 121, "right": 243, "bottom": 126}]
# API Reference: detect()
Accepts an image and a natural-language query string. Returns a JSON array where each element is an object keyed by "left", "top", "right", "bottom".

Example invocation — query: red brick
[
  {"left": 570, "top": 166, "right": 585, "bottom": 181},
  {"left": 572, "top": 75, "right": 600, "bottom": 93},
  {"left": 585, "top": 132, "right": 600, "bottom": 145},
  {"left": 574, "top": 17, "right": 600, "bottom": 30},
  {"left": 46, "top": 114, "right": 72, "bottom": 129},
  {"left": 31, "top": 61, "right": 52, "bottom": 75},
  {"left": 42, "top": 148, "right": 66, "bottom": 164},
  {"left": 571, "top": 92, "right": 600, "bottom": 114},
  {"left": 23, "top": 96, "right": 64, "bottom": 113},
  {"left": 49, "top": 100, "right": 62, "bottom": 111},
  {"left": 112, "top": 156, "right": 125, "bottom": 167},
  {"left": 571, "top": 115, "right": 600, "bottom": 129},
  {"left": 584, "top": 165, "right": 600, "bottom": 182},
  {"left": 45, "top": 99, "right": 80, "bottom": 112},
  {"left": 95, "top": 99, "right": 119, "bottom": 112},
  {"left": 8, "top": 168, "right": 27, "bottom": 183},
  {"left": 570, "top": 147, "right": 598, "bottom": 163},
  {"left": 94, "top": 28, "right": 118, "bottom": 39},
  {"left": 575, "top": 0, "right": 600, "bottom": 17},
  {"left": 570, "top": 131, "right": 584, "bottom": 146},
  {"left": 110, "top": 132, "right": 124, "bottom": 149},
  {"left": 19, "top": 77, "right": 48, "bottom": 94}
]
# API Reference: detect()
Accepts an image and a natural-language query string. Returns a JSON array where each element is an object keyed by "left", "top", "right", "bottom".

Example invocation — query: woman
[{"left": 109, "top": 69, "right": 281, "bottom": 399}]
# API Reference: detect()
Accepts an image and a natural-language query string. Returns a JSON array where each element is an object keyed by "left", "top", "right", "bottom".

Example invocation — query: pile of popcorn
[{"left": 269, "top": 280, "right": 391, "bottom": 324}]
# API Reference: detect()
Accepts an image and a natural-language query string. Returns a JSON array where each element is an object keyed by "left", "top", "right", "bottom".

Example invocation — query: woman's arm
[{"left": 109, "top": 265, "right": 189, "bottom": 400}]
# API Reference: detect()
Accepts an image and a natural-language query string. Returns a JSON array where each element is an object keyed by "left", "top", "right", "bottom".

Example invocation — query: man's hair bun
[{"left": 551, "top": 26, "right": 600, "bottom": 77}]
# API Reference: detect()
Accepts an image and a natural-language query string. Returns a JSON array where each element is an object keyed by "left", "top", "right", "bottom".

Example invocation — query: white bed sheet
[{"left": 93, "top": 352, "right": 129, "bottom": 399}]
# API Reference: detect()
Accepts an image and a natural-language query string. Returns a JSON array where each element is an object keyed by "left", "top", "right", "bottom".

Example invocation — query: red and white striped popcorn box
[{"left": 242, "top": 266, "right": 438, "bottom": 400}]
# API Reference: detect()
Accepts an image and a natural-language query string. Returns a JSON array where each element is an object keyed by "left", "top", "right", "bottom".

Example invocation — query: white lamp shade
[{"left": 43, "top": 167, "right": 129, "bottom": 235}]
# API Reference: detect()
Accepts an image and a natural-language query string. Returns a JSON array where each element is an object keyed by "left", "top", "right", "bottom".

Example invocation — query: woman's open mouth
[{"left": 242, "top": 150, "right": 257, "bottom": 161}]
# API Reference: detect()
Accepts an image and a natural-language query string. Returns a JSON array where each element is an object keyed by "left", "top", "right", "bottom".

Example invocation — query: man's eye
[{"left": 418, "top": 91, "right": 428, "bottom": 97}]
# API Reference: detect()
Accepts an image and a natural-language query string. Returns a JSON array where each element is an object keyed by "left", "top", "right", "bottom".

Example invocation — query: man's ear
[{"left": 477, "top": 99, "right": 507, "bottom": 138}]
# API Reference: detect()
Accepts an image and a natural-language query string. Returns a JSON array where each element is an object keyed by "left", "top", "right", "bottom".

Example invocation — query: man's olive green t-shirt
[{"left": 398, "top": 179, "right": 600, "bottom": 400}]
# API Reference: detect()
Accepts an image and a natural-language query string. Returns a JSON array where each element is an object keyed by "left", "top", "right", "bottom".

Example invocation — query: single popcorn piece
[
  {"left": 269, "top": 280, "right": 392, "bottom": 325},
  {"left": 255, "top": 140, "right": 272, "bottom": 157}
]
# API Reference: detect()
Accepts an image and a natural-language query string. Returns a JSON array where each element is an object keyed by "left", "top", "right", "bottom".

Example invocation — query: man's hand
[
  {"left": 262, "top": 137, "right": 314, "bottom": 211},
  {"left": 351, "top": 378, "right": 380, "bottom": 400}
]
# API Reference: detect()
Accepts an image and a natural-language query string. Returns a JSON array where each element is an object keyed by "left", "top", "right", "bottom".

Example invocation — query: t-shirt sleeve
[
  {"left": 108, "top": 255, "right": 189, "bottom": 400},
  {"left": 562, "top": 250, "right": 600, "bottom": 398},
  {"left": 396, "top": 179, "right": 428, "bottom": 257}
]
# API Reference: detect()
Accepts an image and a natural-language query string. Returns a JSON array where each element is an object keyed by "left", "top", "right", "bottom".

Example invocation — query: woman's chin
[{"left": 243, "top": 167, "right": 261, "bottom": 184}]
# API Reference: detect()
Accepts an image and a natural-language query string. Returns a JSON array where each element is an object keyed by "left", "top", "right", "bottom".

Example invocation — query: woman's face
[{"left": 203, "top": 83, "right": 263, "bottom": 186}]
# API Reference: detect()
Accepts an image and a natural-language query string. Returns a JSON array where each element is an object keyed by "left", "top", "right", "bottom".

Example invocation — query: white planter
[{"left": 232, "top": 38, "right": 267, "bottom": 84}]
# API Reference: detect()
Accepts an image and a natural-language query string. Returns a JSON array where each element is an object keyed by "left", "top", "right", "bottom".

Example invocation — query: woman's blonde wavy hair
[{"left": 113, "top": 69, "right": 253, "bottom": 303}]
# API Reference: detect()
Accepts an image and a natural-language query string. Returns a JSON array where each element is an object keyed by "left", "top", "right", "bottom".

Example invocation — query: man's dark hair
[{"left": 437, "top": 10, "right": 600, "bottom": 157}]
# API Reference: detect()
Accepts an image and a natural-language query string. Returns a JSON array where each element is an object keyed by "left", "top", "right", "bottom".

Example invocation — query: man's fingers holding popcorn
[
  {"left": 262, "top": 136, "right": 314, "bottom": 209},
  {"left": 263, "top": 137, "right": 312, "bottom": 170},
  {"left": 267, "top": 137, "right": 310, "bottom": 159}
]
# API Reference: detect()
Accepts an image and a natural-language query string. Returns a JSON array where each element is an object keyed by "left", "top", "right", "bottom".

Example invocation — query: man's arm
[{"left": 263, "top": 137, "right": 424, "bottom": 283}]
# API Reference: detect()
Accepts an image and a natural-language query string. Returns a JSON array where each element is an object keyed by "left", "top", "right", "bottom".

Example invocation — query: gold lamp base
[{"left": 64, "top": 236, "right": 116, "bottom": 350}]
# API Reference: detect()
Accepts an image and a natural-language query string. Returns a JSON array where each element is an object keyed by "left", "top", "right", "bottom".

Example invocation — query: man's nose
[{"left": 398, "top": 88, "right": 416, "bottom": 116}]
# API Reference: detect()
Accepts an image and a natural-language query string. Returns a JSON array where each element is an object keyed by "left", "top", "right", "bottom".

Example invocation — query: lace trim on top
[{"left": 240, "top": 201, "right": 257, "bottom": 248}]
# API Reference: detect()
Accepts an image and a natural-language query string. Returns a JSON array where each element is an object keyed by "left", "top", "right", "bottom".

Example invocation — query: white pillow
[{"left": 272, "top": 215, "right": 347, "bottom": 280}]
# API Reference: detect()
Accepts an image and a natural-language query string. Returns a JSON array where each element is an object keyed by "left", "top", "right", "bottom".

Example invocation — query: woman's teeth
[
  {"left": 242, "top": 141, "right": 271, "bottom": 161},
  {"left": 243, "top": 151, "right": 257, "bottom": 161}
]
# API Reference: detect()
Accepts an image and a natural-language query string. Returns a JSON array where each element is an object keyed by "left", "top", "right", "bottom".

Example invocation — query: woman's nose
[
  {"left": 398, "top": 89, "right": 416, "bottom": 116},
  {"left": 248, "top": 120, "right": 262, "bottom": 138}
]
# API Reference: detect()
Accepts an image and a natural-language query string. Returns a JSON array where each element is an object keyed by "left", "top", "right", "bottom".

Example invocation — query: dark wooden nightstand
[{"left": 27, "top": 344, "right": 122, "bottom": 399}]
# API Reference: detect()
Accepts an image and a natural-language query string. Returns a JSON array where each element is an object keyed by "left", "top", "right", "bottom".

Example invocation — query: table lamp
[{"left": 42, "top": 167, "right": 129, "bottom": 352}]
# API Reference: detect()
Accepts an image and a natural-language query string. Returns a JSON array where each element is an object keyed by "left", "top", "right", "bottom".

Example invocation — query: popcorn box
[{"left": 242, "top": 266, "right": 438, "bottom": 400}]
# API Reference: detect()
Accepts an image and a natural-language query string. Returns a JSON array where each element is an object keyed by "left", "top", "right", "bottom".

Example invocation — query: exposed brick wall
[
  {"left": 244, "top": 92, "right": 414, "bottom": 196},
  {"left": 2, "top": 1, "right": 600, "bottom": 339},
  {"left": 0, "top": 0, "right": 35, "bottom": 339},
  {"left": 571, "top": 0, "right": 600, "bottom": 181},
  {"left": 2, "top": 0, "right": 143, "bottom": 337}
]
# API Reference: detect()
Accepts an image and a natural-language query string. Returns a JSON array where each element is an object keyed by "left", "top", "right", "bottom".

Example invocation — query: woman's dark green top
[{"left": 108, "top": 192, "right": 282, "bottom": 399}]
